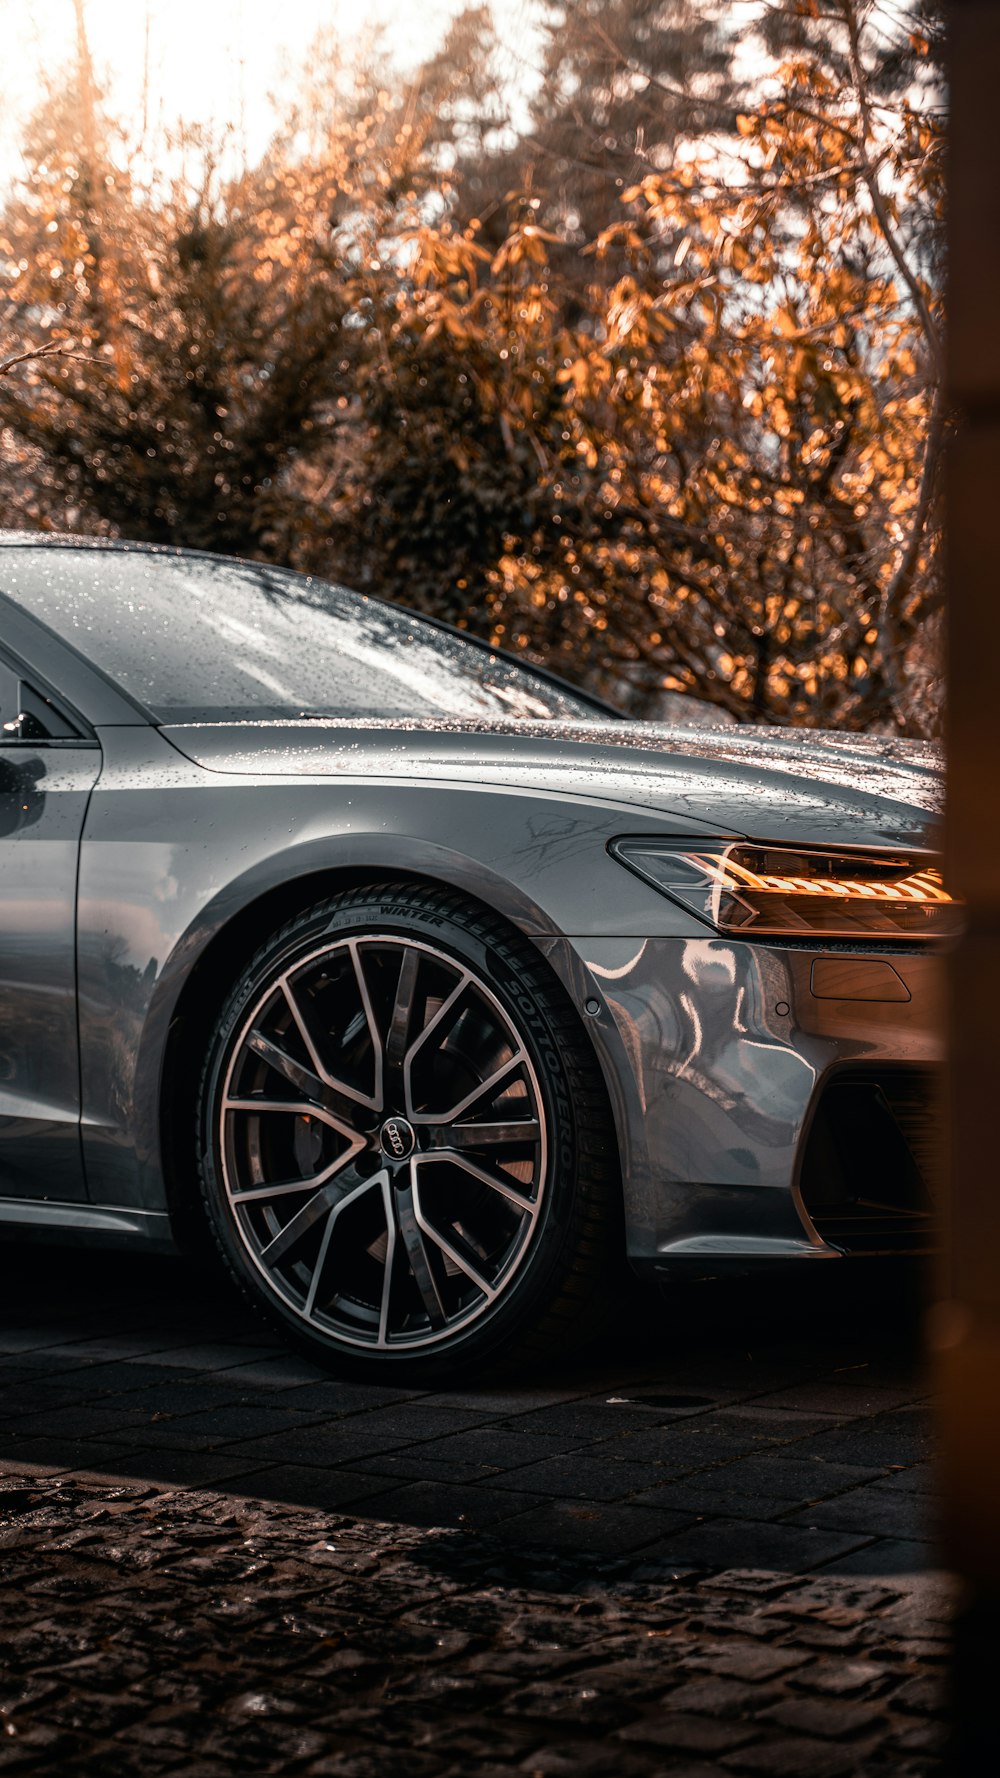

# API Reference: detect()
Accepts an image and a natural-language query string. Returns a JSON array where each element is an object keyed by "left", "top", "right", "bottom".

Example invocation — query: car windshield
[{"left": 0, "top": 547, "right": 611, "bottom": 724}]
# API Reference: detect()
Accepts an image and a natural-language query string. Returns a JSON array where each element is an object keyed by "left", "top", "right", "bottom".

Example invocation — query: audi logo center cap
[{"left": 379, "top": 1116, "right": 416, "bottom": 1161}]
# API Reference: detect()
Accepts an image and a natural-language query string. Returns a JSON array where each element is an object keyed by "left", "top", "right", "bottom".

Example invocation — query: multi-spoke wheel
[{"left": 197, "top": 885, "right": 620, "bottom": 1378}]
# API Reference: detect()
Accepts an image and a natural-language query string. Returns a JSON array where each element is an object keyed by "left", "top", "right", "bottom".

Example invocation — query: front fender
[{"left": 77, "top": 727, "right": 711, "bottom": 1212}]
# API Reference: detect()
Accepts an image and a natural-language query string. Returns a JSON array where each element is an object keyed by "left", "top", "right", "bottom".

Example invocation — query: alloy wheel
[{"left": 218, "top": 935, "right": 548, "bottom": 1351}]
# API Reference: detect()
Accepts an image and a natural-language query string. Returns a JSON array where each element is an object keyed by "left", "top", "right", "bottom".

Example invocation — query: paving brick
[
  {"left": 758, "top": 1694, "right": 888, "bottom": 1739},
  {"left": 90, "top": 1380, "right": 251, "bottom": 1414},
  {"left": 489, "top": 1455, "right": 664, "bottom": 1502},
  {"left": 497, "top": 1678, "right": 633, "bottom": 1732},
  {"left": 818, "top": 1540, "right": 933, "bottom": 1578},
  {"left": 754, "top": 1382, "right": 926, "bottom": 1415},
  {"left": 0, "top": 1434, "right": 154, "bottom": 1472},
  {"left": 256, "top": 1380, "right": 424, "bottom": 1416},
  {"left": 350, "top": 1449, "right": 506, "bottom": 1485},
  {"left": 721, "top": 1734, "right": 857, "bottom": 1775},
  {"left": 514, "top": 1743, "right": 632, "bottom": 1774},
  {"left": 659, "top": 1675, "right": 768, "bottom": 1715},
  {"left": 892, "top": 1719, "right": 947, "bottom": 1753},
  {"left": 712, "top": 1407, "right": 846, "bottom": 1442},
  {"left": 499, "top": 1404, "right": 668, "bottom": 1438},
  {"left": 617, "top": 1710, "right": 761, "bottom": 1752},
  {"left": 491, "top": 1500, "right": 690, "bottom": 1555},
  {"left": 91, "top": 1449, "right": 274, "bottom": 1490},
  {"left": 105, "top": 1341, "right": 285, "bottom": 1369},
  {"left": 637, "top": 1519, "right": 873, "bottom": 1575},
  {"left": 0, "top": 1384, "right": 90, "bottom": 1420},
  {"left": 210, "top": 1465, "right": 403, "bottom": 1510},
  {"left": 877, "top": 1464, "right": 937, "bottom": 1495},
  {"left": 783, "top": 1484, "right": 932, "bottom": 1541},
  {"left": 45, "top": 1360, "right": 212, "bottom": 1390},
  {"left": 340, "top": 1480, "right": 550, "bottom": 1530},
  {"left": 699, "top": 1566, "right": 803, "bottom": 1597},
  {"left": 415, "top": 1387, "right": 584, "bottom": 1414},
  {"left": 788, "top": 1417, "right": 935, "bottom": 1472},
  {"left": 626, "top": 1482, "right": 790, "bottom": 1521},
  {"left": 309, "top": 1403, "right": 491, "bottom": 1440},
  {"left": 756, "top": 1578, "right": 900, "bottom": 1621},
  {"left": 792, "top": 1659, "right": 888, "bottom": 1695},
  {"left": 202, "top": 1422, "right": 429, "bottom": 1466},
  {"left": 704, "top": 1457, "right": 886, "bottom": 1500},
  {"left": 206, "top": 1357, "right": 333, "bottom": 1388},
  {"left": 685, "top": 1641, "right": 811, "bottom": 1682},
  {"left": 889, "top": 1674, "right": 945, "bottom": 1715},
  {"left": 605, "top": 1430, "right": 759, "bottom": 1474},
  {"left": 8, "top": 1400, "right": 298, "bottom": 1445},
  {"left": 391, "top": 1428, "right": 593, "bottom": 1472}
]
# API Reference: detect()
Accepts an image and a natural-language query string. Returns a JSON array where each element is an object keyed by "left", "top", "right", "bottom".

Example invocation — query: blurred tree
[
  {"left": 0, "top": 3, "right": 441, "bottom": 559},
  {"left": 527, "top": 0, "right": 736, "bottom": 238},
  {"left": 0, "top": 66, "right": 347, "bottom": 559},
  {"left": 0, "top": 0, "right": 945, "bottom": 734},
  {"left": 335, "top": 1, "right": 944, "bottom": 732}
]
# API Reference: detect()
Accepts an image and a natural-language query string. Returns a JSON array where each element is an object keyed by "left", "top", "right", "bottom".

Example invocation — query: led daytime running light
[
  {"left": 693, "top": 853, "right": 952, "bottom": 907},
  {"left": 612, "top": 839, "right": 960, "bottom": 940}
]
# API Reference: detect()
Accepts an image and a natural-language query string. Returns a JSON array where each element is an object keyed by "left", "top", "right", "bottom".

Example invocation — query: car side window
[{"left": 0, "top": 658, "right": 83, "bottom": 744}]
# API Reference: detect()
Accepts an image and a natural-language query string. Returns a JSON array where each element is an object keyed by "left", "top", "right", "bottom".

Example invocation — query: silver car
[{"left": 0, "top": 536, "right": 953, "bottom": 1377}]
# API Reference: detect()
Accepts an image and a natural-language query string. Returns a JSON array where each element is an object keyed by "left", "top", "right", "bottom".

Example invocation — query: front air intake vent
[{"left": 798, "top": 1066, "right": 942, "bottom": 1254}]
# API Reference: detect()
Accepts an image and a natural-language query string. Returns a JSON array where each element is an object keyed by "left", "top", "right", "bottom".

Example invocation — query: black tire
[{"left": 195, "top": 882, "right": 622, "bottom": 1381}]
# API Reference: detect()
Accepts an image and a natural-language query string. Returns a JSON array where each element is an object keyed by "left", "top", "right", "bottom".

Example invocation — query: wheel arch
[{"left": 153, "top": 861, "right": 627, "bottom": 1255}]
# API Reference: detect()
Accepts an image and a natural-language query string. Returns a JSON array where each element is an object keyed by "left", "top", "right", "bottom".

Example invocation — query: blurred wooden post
[{"left": 941, "top": 3, "right": 1000, "bottom": 1766}]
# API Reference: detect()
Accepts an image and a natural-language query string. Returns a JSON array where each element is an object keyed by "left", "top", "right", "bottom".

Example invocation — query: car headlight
[{"left": 610, "top": 838, "right": 960, "bottom": 941}]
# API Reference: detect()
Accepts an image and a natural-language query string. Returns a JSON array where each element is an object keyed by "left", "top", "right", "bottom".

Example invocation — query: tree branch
[{"left": 0, "top": 342, "right": 110, "bottom": 379}]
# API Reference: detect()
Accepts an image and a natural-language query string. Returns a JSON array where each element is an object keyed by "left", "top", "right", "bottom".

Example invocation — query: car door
[{"left": 0, "top": 649, "right": 102, "bottom": 1200}]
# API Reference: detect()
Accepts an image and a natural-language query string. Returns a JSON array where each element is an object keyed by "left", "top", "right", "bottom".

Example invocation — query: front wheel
[{"left": 196, "top": 883, "right": 621, "bottom": 1380}]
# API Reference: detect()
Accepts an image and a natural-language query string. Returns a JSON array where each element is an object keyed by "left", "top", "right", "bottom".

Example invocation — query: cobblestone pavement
[{"left": 0, "top": 1245, "right": 949, "bottom": 1774}]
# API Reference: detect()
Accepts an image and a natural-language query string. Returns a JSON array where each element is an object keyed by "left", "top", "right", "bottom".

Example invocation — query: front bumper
[{"left": 544, "top": 935, "right": 944, "bottom": 1268}]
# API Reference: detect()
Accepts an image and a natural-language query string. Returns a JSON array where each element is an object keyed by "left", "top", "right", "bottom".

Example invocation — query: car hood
[{"left": 161, "top": 716, "right": 944, "bottom": 850}]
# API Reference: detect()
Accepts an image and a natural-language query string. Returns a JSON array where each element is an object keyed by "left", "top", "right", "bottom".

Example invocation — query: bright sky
[{"left": 0, "top": 0, "right": 545, "bottom": 191}]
